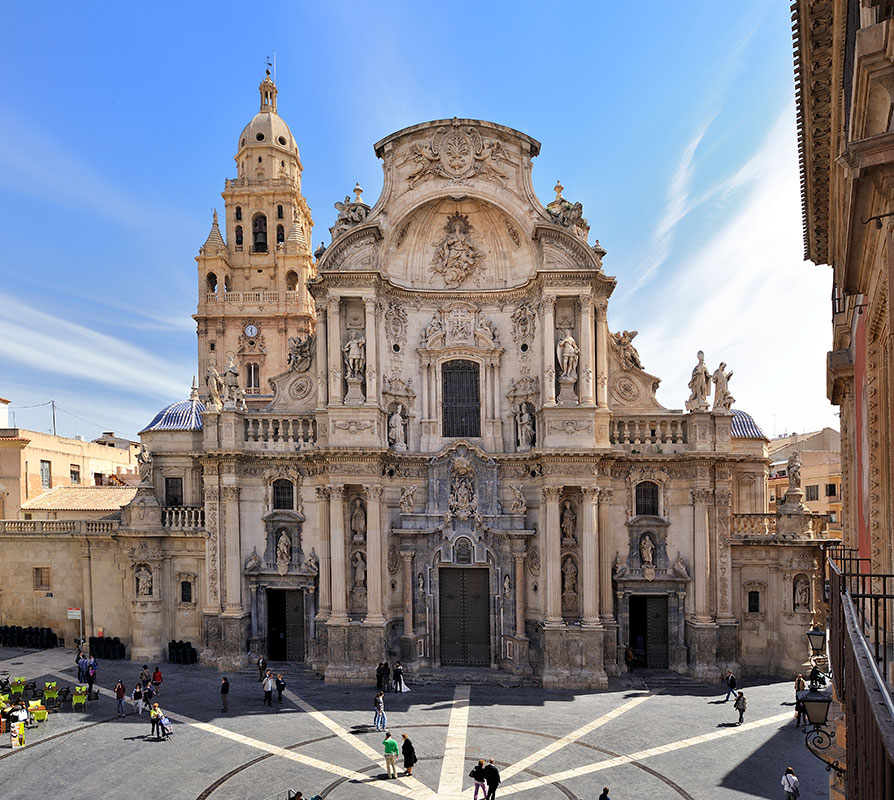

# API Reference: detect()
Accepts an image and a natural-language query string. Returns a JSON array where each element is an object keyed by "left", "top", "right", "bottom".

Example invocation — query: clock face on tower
[{"left": 244, "top": 324, "right": 259, "bottom": 337}]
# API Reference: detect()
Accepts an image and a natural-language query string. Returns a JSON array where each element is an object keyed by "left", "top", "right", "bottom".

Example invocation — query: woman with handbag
[
  {"left": 401, "top": 733, "right": 417, "bottom": 776},
  {"left": 781, "top": 766, "right": 800, "bottom": 799}
]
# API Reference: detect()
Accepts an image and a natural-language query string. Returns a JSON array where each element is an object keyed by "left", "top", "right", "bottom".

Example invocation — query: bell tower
[{"left": 194, "top": 70, "right": 315, "bottom": 405}]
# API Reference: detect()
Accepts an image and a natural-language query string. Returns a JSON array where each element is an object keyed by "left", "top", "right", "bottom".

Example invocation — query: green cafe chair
[
  {"left": 32, "top": 707, "right": 48, "bottom": 723},
  {"left": 71, "top": 693, "right": 87, "bottom": 711}
]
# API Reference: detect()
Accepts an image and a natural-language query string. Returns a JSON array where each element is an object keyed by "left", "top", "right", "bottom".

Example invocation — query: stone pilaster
[
  {"left": 581, "top": 487, "right": 600, "bottom": 625},
  {"left": 327, "top": 296, "right": 342, "bottom": 405},
  {"left": 691, "top": 487, "right": 712, "bottom": 622},
  {"left": 315, "top": 487, "right": 331, "bottom": 619},
  {"left": 595, "top": 304, "right": 609, "bottom": 407},
  {"left": 328, "top": 485, "right": 348, "bottom": 622},
  {"left": 543, "top": 486, "right": 563, "bottom": 626},
  {"left": 363, "top": 298, "right": 378, "bottom": 405},
  {"left": 542, "top": 296, "right": 557, "bottom": 406},
  {"left": 314, "top": 301, "right": 328, "bottom": 407},
  {"left": 580, "top": 297, "right": 595, "bottom": 405},
  {"left": 221, "top": 486, "right": 242, "bottom": 614},
  {"left": 364, "top": 485, "right": 385, "bottom": 624}
]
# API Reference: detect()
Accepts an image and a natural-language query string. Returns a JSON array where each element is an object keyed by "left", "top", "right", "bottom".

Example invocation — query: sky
[{"left": 0, "top": 0, "right": 838, "bottom": 441}]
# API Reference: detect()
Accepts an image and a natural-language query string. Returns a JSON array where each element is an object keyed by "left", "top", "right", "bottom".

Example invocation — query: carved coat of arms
[{"left": 406, "top": 123, "right": 508, "bottom": 187}]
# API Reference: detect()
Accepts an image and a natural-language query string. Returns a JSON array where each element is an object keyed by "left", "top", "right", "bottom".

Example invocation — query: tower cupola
[{"left": 259, "top": 69, "right": 277, "bottom": 113}]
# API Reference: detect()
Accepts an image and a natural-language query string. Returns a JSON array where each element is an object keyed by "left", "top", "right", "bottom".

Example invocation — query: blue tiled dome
[
  {"left": 141, "top": 396, "right": 205, "bottom": 433},
  {"left": 731, "top": 409, "right": 767, "bottom": 440}
]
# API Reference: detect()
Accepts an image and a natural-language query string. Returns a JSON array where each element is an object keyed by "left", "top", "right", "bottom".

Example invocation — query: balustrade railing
[
  {"left": 244, "top": 415, "right": 317, "bottom": 450},
  {"left": 204, "top": 290, "right": 301, "bottom": 305},
  {"left": 0, "top": 519, "right": 119, "bottom": 534},
  {"left": 731, "top": 513, "right": 778, "bottom": 536},
  {"left": 162, "top": 506, "right": 205, "bottom": 530},
  {"left": 610, "top": 415, "right": 687, "bottom": 446}
]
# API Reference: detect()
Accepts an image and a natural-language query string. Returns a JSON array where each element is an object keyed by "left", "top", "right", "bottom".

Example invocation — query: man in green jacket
[{"left": 382, "top": 732, "right": 399, "bottom": 779}]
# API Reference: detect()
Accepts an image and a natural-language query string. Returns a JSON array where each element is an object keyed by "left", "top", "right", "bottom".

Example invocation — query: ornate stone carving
[
  {"left": 556, "top": 329, "right": 580, "bottom": 379},
  {"left": 788, "top": 452, "right": 802, "bottom": 491},
  {"left": 276, "top": 531, "right": 291, "bottom": 575},
  {"left": 504, "top": 217, "right": 521, "bottom": 247},
  {"left": 639, "top": 534, "right": 655, "bottom": 566},
  {"left": 511, "top": 303, "right": 536, "bottom": 345},
  {"left": 405, "top": 123, "right": 508, "bottom": 187},
  {"left": 342, "top": 330, "right": 366, "bottom": 379},
  {"left": 515, "top": 403, "right": 536, "bottom": 450},
  {"left": 547, "top": 420, "right": 590, "bottom": 435},
  {"left": 388, "top": 404, "right": 407, "bottom": 451},
  {"left": 245, "top": 548, "right": 261, "bottom": 572},
  {"left": 430, "top": 213, "right": 486, "bottom": 287},
  {"left": 350, "top": 497, "right": 366, "bottom": 542},
  {"left": 685, "top": 350, "right": 710, "bottom": 412},
  {"left": 560, "top": 500, "right": 577, "bottom": 546},
  {"left": 332, "top": 420, "right": 373, "bottom": 433},
  {"left": 206, "top": 363, "right": 224, "bottom": 412},
  {"left": 673, "top": 552, "right": 690, "bottom": 579},
  {"left": 136, "top": 444, "right": 152, "bottom": 483},
  {"left": 507, "top": 376, "right": 540, "bottom": 405},
  {"left": 387, "top": 545, "right": 401, "bottom": 575},
  {"left": 474, "top": 316, "right": 498, "bottom": 348},
  {"left": 287, "top": 333, "right": 314, "bottom": 372},
  {"left": 712, "top": 363, "right": 734, "bottom": 410},
  {"left": 611, "top": 330, "right": 642, "bottom": 370},
  {"left": 528, "top": 545, "right": 541, "bottom": 576},
  {"left": 399, "top": 485, "right": 417, "bottom": 513},
  {"left": 613, "top": 551, "right": 628, "bottom": 578},
  {"left": 384, "top": 301, "right": 408, "bottom": 348},
  {"left": 561, "top": 556, "right": 578, "bottom": 607},
  {"left": 352, "top": 551, "right": 367, "bottom": 589},
  {"left": 330, "top": 184, "right": 370, "bottom": 240},
  {"left": 509, "top": 485, "right": 527, "bottom": 514},
  {"left": 304, "top": 548, "right": 319, "bottom": 575},
  {"left": 135, "top": 564, "right": 153, "bottom": 597}
]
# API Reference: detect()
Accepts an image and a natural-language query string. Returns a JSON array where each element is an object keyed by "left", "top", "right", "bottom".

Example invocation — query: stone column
[
  {"left": 420, "top": 357, "right": 429, "bottom": 420},
  {"left": 315, "top": 302, "right": 328, "bottom": 407},
  {"left": 580, "top": 298, "right": 595, "bottom": 405},
  {"left": 249, "top": 585, "right": 258, "bottom": 638},
  {"left": 513, "top": 553, "right": 526, "bottom": 638},
  {"left": 327, "top": 296, "right": 342, "bottom": 405},
  {"left": 542, "top": 296, "right": 557, "bottom": 406},
  {"left": 203, "top": 486, "right": 221, "bottom": 611},
  {"left": 692, "top": 488, "right": 713, "bottom": 622},
  {"left": 492, "top": 358, "right": 503, "bottom": 442},
  {"left": 365, "top": 486, "right": 385, "bottom": 624},
  {"left": 401, "top": 550, "right": 414, "bottom": 636},
  {"left": 221, "top": 486, "right": 242, "bottom": 613},
  {"left": 329, "top": 485, "right": 348, "bottom": 622},
  {"left": 364, "top": 298, "right": 378, "bottom": 405},
  {"left": 715, "top": 488, "right": 734, "bottom": 622},
  {"left": 598, "top": 488, "right": 614, "bottom": 622},
  {"left": 315, "top": 487, "right": 331, "bottom": 618},
  {"left": 544, "top": 487, "right": 563, "bottom": 625},
  {"left": 595, "top": 304, "right": 609, "bottom": 407},
  {"left": 581, "top": 487, "right": 600, "bottom": 625}
]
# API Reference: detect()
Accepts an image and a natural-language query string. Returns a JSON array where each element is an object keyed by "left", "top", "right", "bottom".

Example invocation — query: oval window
[
  {"left": 256, "top": 132, "right": 265, "bottom": 141},
  {"left": 278, "top": 136, "right": 287, "bottom": 146}
]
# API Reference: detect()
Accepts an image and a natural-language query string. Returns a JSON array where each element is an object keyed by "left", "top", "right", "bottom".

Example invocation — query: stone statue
[
  {"left": 136, "top": 444, "right": 152, "bottom": 483},
  {"left": 313, "top": 242, "right": 327, "bottom": 260},
  {"left": 304, "top": 548, "right": 319, "bottom": 575},
  {"left": 475, "top": 317, "right": 498, "bottom": 347},
  {"left": 639, "top": 535, "right": 655, "bottom": 566},
  {"left": 673, "top": 552, "right": 690, "bottom": 579},
  {"left": 613, "top": 551, "right": 628, "bottom": 577},
  {"left": 509, "top": 485, "right": 527, "bottom": 515},
  {"left": 503, "top": 574, "right": 511, "bottom": 599},
  {"left": 430, "top": 213, "right": 485, "bottom": 287},
  {"left": 562, "top": 557, "right": 578, "bottom": 593},
  {"left": 787, "top": 452, "right": 802, "bottom": 491},
  {"left": 417, "top": 572, "right": 425, "bottom": 596},
  {"left": 516, "top": 403, "right": 535, "bottom": 450},
  {"left": 352, "top": 551, "right": 366, "bottom": 588},
  {"left": 388, "top": 404, "right": 406, "bottom": 450},
  {"left": 206, "top": 364, "right": 224, "bottom": 411},
  {"left": 611, "top": 330, "right": 643, "bottom": 370},
  {"left": 342, "top": 331, "right": 366, "bottom": 379},
  {"left": 398, "top": 485, "right": 417, "bottom": 513},
  {"left": 276, "top": 531, "right": 291, "bottom": 572},
  {"left": 794, "top": 577, "right": 810, "bottom": 610},
  {"left": 685, "top": 350, "right": 711, "bottom": 412},
  {"left": 556, "top": 329, "right": 580, "bottom": 379},
  {"left": 560, "top": 500, "right": 577, "bottom": 545},
  {"left": 233, "top": 384, "right": 248, "bottom": 413},
  {"left": 135, "top": 566, "right": 153, "bottom": 596},
  {"left": 421, "top": 313, "right": 443, "bottom": 345},
  {"left": 287, "top": 333, "right": 314, "bottom": 372},
  {"left": 245, "top": 548, "right": 261, "bottom": 572},
  {"left": 331, "top": 189, "right": 370, "bottom": 238},
  {"left": 448, "top": 476, "right": 476, "bottom": 521},
  {"left": 712, "top": 362, "right": 735, "bottom": 411},
  {"left": 350, "top": 498, "right": 366, "bottom": 542}
]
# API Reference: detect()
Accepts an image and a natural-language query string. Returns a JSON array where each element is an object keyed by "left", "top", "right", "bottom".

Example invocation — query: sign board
[{"left": 67, "top": 608, "right": 81, "bottom": 620}]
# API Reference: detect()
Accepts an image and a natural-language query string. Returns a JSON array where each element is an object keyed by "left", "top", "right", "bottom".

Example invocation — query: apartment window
[
  {"left": 93, "top": 473, "right": 103, "bottom": 486},
  {"left": 165, "top": 477, "right": 183, "bottom": 507},
  {"left": 39, "top": 460, "right": 51, "bottom": 489},
  {"left": 825, "top": 483, "right": 837, "bottom": 497},
  {"left": 805, "top": 485, "right": 819, "bottom": 502},
  {"left": 272, "top": 479, "right": 293, "bottom": 510},
  {"left": 33, "top": 567, "right": 50, "bottom": 591},
  {"left": 70, "top": 464, "right": 81, "bottom": 484},
  {"left": 748, "top": 591, "right": 760, "bottom": 614},
  {"left": 442, "top": 360, "right": 480, "bottom": 438},
  {"left": 180, "top": 581, "right": 192, "bottom": 603},
  {"left": 246, "top": 362, "right": 260, "bottom": 389}
]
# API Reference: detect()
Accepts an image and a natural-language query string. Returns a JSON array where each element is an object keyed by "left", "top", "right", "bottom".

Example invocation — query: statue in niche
[
  {"left": 430, "top": 213, "right": 485, "bottom": 287},
  {"left": 417, "top": 572, "right": 425, "bottom": 596},
  {"left": 639, "top": 534, "right": 655, "bottom": 566},
  {"left": 352, "top": 552, "right": 367, "bottom": 588},
  {"left": 562, "top": 557, "right": 578, "bottom": 594},
  {"left": 611, "top": 330, "right": 643, "bottom": 370},
  {"left": 685, "top": 350, "right": 711, "bottom": 411},
  {"left": 794, "top": 576, "right": 810, "bottom": 611},
  {"left": 556, "top": 329, "right": 580, "bottom": 379},
  {"left": 560, "top": 501, "right": 577, "bottom": 546},
  {"left": 399, "top": 485, "right": 417, "bottom": 513},
  {"left": 245, "top": 548, "right": 261, "bottom": 572},
  {"left": 516, "top": 403, "right": 535, "bottom": 450},
  {"left": 276, "top": 531, "right": 291, "bottom": 575},
  {"left": 206, "top": 363, "right": 224, "bottom": 411},
  {"left": 787, "top": 452, "right": 802, "bottom": 491},
  {"left": 448, "top": 476, "right": 476, "bottom": 521},
  {"left": 304, "top": 548, "right": 319, "bottom": 575},
  {"left": 350, "top": 498, "right": 367, "bottom": 543},
  {"left": 388, "top": 404, "right": 407, "bottom": 451},
  {"left": 287, "top": 333, "right": 314, "bottom": 372},
  {"left": 136, "top": 444, "right": 152, "bottom": 483},
  {"left": 712, "top": 362, "right": 735, "bottom": 411},
  {"left": 503, "top": 575, "right": 511, "bottom": 599},
  {"left": 135, "top": 566, "right": 153, "bottom": 597},
  {"left": 509, "top": 485, "right": 527, "bottom": 515},
  {"left": 342, "top": 331, "right": 366, "bottom": 379}
]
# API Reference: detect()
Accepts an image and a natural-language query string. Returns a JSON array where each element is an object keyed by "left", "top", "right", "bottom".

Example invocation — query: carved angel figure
[
  {"left": 245, "top": 548, "right": 261, "bottom": 572},
  {"left": 509, "top": 485, "right": 527, "bottom": 515},
  {"left": 611, "top": 330, "right": 643, "bottom": 370},
  {"left": 613, "top": 551, "right": 628, "bottom": 577},
  {"left": 556, "top": 329, "right": 580, "bottom": 379},
  {"left": 712, "top": 362, "right": 735, "bottom": 411},
  {"left": 673, "top": 552, "right": 690, "bottom": 579},
  {"left": 287, "top": 333, "right": 314, "bottom": 372},
  {"left": 421, "top": 313, "right": 443, "bottom": 345},
  {"left": 304, "top": 548, "right": 319, "bottom": 575},
  {"left": 398, "top": 485, "right": 417, "bottom": 513},
  {"left": 685, "top": 350, "right": 711, "bottom": 412}
]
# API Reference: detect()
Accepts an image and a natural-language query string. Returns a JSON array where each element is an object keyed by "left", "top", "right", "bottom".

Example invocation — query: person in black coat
[
  {"left": 401, "top": 733, "right": 417, "bottom": 776},
  {"left": 382, "top": 662, "right": 392, "bottom": 692},
  {"left": 392, "top": 662, "right": 403, "bottom": 693},
  {"left": 482, "top": 758, "right": 501, "bottom": 799},
  {"left": 376, "top": 663, "right": 385, "bottom": 692},
  {"left": 469, "top": 760, "right": 487, "bottom": 800}
]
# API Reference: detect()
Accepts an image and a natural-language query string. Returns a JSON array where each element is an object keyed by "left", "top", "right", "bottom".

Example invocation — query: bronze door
[
  {"left": 267, "top": 589, "right": 305, "bottom": 661},
  {"left": 439, "top": 568, "right": 490, "bottom": 666},
  {"left": 645, "top": 595, "right": 669, "bottom": 668},
  {"left": 285, "top": 590, "right": 305, "bottom": 662}
]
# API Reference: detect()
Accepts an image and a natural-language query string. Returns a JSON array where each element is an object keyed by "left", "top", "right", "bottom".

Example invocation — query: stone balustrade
[
  {"left": 162, "top": 506, "right": 205, "bottom": 530},
  {"left": 610, "top": 415, "right": 687, "bottom": 447},
  {"left": 0, "top": 520, "right": 119, "bottom": 534},
  {"left": 204, "top": 290, "right": 302, "bottom": 305},
  {"left": 731, "top": 513, "right": 778, "bottom": 537},
  {"left": 244, "top": 414, "right": 317, "bottom": 450}
]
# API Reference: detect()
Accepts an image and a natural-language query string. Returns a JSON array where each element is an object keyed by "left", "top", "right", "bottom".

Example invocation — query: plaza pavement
[{"left": 0, "top": 646, "right": 827, "bottom": 799}]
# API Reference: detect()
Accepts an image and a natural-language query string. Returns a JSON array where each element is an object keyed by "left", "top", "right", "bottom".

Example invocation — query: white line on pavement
[{"left": 436, "top": 684, "right": 472, "bottom": 796}]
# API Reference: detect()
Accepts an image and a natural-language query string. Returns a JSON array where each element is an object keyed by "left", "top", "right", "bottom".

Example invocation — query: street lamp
[
  {"left": 798, "top": 627, "right": 845, "bottom": 777},
  {"left": 806, "top": 626, "right": 826, "bottom": 655}
]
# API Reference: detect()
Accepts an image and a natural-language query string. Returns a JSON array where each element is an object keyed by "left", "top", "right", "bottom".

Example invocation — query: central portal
[
  {"left": 629, "top": 595, "right": 669, "bottom": 669},
  {"left": 439, "top": 568, "right": 490, "bottom": 666},
  {"left": 267, "top": 589, "right": 305, "bottom": 662}
]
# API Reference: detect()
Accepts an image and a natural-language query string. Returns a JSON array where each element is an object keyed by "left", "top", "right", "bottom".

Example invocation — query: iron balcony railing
[{"left": 828, "top": 547, "right": 894, "bottom": 798}]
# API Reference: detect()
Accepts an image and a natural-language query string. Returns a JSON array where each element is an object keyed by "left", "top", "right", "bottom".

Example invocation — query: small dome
[
  {"left": 141, "top": 396, "right": 205, "bottom": 433},
  {"left": 238, "top": 111, "right": 297, "bottom": 156},
  {"left": 731, "top": 409, "right": 767, "bottom": 440}
]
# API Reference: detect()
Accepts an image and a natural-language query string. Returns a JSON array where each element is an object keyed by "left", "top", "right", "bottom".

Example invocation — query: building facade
[{"left": 0, "top": 75, "right": 830, "bottom": 685}]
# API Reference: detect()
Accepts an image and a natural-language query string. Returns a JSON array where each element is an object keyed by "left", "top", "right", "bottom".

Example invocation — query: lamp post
[{"left": 798, "top": 627, "right": 845, "bottom": 777}]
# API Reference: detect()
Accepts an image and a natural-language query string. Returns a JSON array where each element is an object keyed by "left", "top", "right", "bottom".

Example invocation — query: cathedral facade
[{"left": 0, "top": 75, "right": 830, "bottom": 685}]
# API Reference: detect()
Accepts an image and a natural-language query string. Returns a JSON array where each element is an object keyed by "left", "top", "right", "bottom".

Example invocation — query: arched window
[
  {"left": 286, "top": 271, "right": 299, "bottom": 291},
  {"left": 272, "top": 479, "right": 293, "bottom": 510},
  {"left": 277, "top": 204, "right": 284, "bottom": 219},
  {"left": 223, "top": 275, "right": 232, "bottom": 293},
  {"left": 276, "top": 224, "right": 285, "bottom": 244},
  {"left": 442, "top": 360, "right": 480, "bottom": 438},
  {"left": 206, "top": 272, "right": 217, "bottom": 293},
  {"left": 635, "top": 481, "right": 659, "bottom": 516},
  {"left": 235, "top": 226, "right": 243, "bottom": 247},
  {"left": 246, "top": 362, "right": 260, "bottom": 389},
  {"left": 235, "top": 206, "right": 242, "bottom": 221},
  {"left": 252, "top": 214, "right": 268, "bottom": 253}
]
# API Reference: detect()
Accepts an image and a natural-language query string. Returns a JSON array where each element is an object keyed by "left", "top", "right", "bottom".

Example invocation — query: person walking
[
  {"left": 401, "top": 733, "right": 417, "bottom": 776},
  {"left": 220, "top": 677, "right": 229, "bottom": 712},
  {"left": 781, "top": 766, "right": 800, "bottom": 799},
  {"left": 257, "top": 655, "right": 267, "bottom": 682},
  {"left": 392, "top": 661, "right": 403, "bottom": 693},
  {"left": 150, "top": 702, "right": 162, "bottom": 739},
  {"left": 794, "top": 673, "right": 806, "bottom": 702},
  {"left": 382, "top": 732, "right": 399, "bottom": 779},
  {"left": 624, "top": 645, "right": 635, "bottom": 673},
  {"left": 76, "top": 652, "right": 88, "bottom": 682},
  {"left": 139, "top": 664, "right": 151, "bottom": 690},
  {"left": 262, "top": 670, "right": 275, "bottom": 707},
  {"left": 482, "top": 758, "right": 501, "bottom": 799},
  {"left": 86, "top": 656, "right": 97, "bottom": 696},
  {"left": 734, "top": 691, "right": 747, "bottom": 725},
  {"left": 152, "top": 666, "right": 163, "bottom": 696},
  {"left": 374, "top": 691, "right": 386, "bottom": 731},
  {"left": 469, "top": 760, "right": 487, "bottom": 800},
  {"left": 114, "top": 680, "right": 127, "bottom": 717},
  {"left": 382, "top": 662, "right": 391, "bottom": 692},
  {"left": 142, "top": 683, "right": 154, "bottom": 714},
  {"left": 723, "top": 670, "right": 738, "bottom": 702},
  {"left": 275, "top": 673, "right": 286, "bottom": 704},
  {"left": 598, "top": 790, "right": 612, "bottom": 800},
  {"left": 131, "top": 682, "right": 143, "bottom": 715}
]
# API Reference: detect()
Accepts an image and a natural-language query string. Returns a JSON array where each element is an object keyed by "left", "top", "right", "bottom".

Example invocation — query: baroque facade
[{"left": 0, "top": 74, "right": 830, "bottom": 685}]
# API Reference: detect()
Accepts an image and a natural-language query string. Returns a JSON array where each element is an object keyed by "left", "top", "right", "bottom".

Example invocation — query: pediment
[
  {"left": 266, "top": 368, "right": 317, "bottom": 412},
  {"left": 319, "top": 223, "right": 382, "bottom": 270},
  {"left": 606, "top": 341, "right": 666, "bottom": 411}
]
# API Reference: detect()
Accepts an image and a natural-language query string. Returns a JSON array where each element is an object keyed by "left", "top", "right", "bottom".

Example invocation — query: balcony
[
  {"left": 0, "top": 520, "right": 119, "bottom": 534},
  {"left": 244, "top": 414, "right": 317, "bottom": 451},
  {"left": 731, "top": 513, "right": 778, "bottom": 537},
  {"left": 203, "top": 291, "right": 299, "bottom": 306},
  {"left": 610, "top": 415, "right": 687, "bottom": 448},
  {"left": 161, "top": 506, "right": 205, "bottom": 530}
]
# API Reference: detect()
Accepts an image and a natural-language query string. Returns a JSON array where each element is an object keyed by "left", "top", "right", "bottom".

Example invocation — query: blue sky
[{"left": 0, "top": 0, "right": 837, "bottom": 440}]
